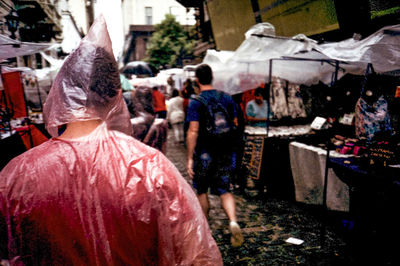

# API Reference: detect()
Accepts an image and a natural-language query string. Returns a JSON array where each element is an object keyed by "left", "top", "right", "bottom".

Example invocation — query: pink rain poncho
[{"left": 0, "top": 15, "right": 222, "bottom": 265}]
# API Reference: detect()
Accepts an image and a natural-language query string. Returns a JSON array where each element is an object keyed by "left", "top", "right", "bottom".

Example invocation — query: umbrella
[
  {"left": 120, "top": 74, "right": 133, "bottom": 91},
  {"left": 122, "top": 61, "right": 153, "bottom": 76}
]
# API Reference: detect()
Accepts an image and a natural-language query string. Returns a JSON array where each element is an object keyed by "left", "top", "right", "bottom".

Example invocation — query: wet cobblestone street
[{"left": 164, "top": 131, "right": 359, "bottom": 265}]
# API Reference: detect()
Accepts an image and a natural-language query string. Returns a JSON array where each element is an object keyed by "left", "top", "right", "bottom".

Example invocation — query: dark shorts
[
  {"left": 155, "top": 111, "right": 167, "bottom": 118},
  {"left": 193, "top": 149, "right": 233, "bottom": 196}
]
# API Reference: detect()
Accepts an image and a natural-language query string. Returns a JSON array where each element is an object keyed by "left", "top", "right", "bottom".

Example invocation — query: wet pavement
[{"left": 164, "top": 131, "right": 394, "bottom": 265}]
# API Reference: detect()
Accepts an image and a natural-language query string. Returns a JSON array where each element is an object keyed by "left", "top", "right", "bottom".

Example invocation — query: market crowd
[
  {"left": 2, "top": 11, "right": 400, "bottom": 266},
  {"left": 0, "top": 13, "right": 270, "bottom": 265}
]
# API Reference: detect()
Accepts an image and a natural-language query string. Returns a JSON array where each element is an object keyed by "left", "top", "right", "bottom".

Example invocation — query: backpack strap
[
  {"left": 191, "top": 94, "right": 208, "bottom": 107},
  {"left": 190, "top": 94, "right": 212, "bottom": 126},
  {"left": 192, "top": 91, "right": 224, "bottom": 106}
]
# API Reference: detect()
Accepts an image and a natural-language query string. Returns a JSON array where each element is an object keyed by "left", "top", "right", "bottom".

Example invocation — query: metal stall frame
[{"left": 267, "top": 57, "right": 342, "bottom": 246}]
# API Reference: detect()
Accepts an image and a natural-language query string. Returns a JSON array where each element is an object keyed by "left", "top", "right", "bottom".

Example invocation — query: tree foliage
[{"left": 145, "top": 14, "right": 195, "bottom": 70}]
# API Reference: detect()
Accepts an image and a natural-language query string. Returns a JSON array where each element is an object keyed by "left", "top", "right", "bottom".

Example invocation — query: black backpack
[{"left": 192, "top": 91, "right": 235, "bottom": 141}]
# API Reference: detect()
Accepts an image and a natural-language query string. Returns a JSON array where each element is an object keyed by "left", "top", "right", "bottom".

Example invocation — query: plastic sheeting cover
[
  {"left": 0, "top": 34, "right": 54, "bottom": 60},
  {"left": 244, "top": 22, "right": 275, "bottom": 39},
  {"left": 318, "top": 24, "right": 400, "bottom": 73},
  {"left": 205, "top": 24, "right": 319, "bottom": 95},
  {"left": 0, "top": 15, "right": 222, "bottom": 265},
  {"left": 204, "top": 23, "right": 400, "bottom": 95}
]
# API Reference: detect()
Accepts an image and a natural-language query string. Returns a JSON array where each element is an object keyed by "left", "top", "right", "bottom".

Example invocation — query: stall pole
[
  {"left": 361, "top": 63, "right": 375, "bottom": 95},
  {"left": 266, "top": 58, "right": 273, "bottom": 137},
  {"left": 34, "top": 77, "right": 43, "bottom": 111},
  {"left": 19, "top": 72, "right": 34, "bottom": 149},
  {"left": 322, "top": 60, "right": 340, "bottom": 208},
  {"left": 267, "top": 57, "right": 343, "bottom": 246},
  {"left": 320, "top": 60, "right": 340, "bottom": 246}
]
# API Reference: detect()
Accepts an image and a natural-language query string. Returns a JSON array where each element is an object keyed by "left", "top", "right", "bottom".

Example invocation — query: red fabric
[
  {"left": 240, "top": 88, "right": 256, "bottom": 122},
  {"left": 18, "top": 124, "right": 49, "bottom": 150},
  {"left": 1, "top": 71, "right": 27, "bottom": 118},
  {"left": 152, "top": 90, "right": 166, "bottom": 112},
  {"left": 183, "top": 98, "right": 190, "bottom": 114}
]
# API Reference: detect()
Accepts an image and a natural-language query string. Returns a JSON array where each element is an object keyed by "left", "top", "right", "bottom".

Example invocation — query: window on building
[
  {"left": 145, "top": 7, "right": 153, "bottom": 25},
  {"left": 169, "top": 6, "right": 179, "bottom": 21},
  {"left": 144, "top": 38, "right": 150, "bottom": 49}
]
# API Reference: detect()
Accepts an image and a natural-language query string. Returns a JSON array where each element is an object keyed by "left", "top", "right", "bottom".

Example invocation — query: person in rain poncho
[{"left": 0, "top": 15, "right": 222, "bottom": 265}]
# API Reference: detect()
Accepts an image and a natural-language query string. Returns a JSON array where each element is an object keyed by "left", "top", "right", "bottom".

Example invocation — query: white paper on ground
[{"left": 286, "top": 237, "right": 304, "bottom": 245}]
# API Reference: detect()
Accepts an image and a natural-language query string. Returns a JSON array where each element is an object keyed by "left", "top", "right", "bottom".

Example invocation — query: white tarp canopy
[
  {"left": 202, "top": 50, "right": 234, "bottom": 71},
  {"left": 204, "top": 23, "right": 400, "bottom": 95},
  {"left": 0, "top": 34, "right": 55, "bottom": 60},
  {"left": 204, "top": 23, "right": 321, "bottom": 95},
  {"left": 317, "top": 23, "right": 400, "bottom": 74}
]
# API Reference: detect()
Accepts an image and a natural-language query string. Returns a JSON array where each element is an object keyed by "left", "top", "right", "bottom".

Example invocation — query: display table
[
  {"left": 329, "top": 156, "right": 400, "bottom": 261},
  {"left": 242, "top": 125, "right": 314, "bottom": 200},
  {"left": 329, "top": 156, "right": 400, "bottom": 217},
  {"left": 289, "top": 141, "right": 351, "bottom": 212}
]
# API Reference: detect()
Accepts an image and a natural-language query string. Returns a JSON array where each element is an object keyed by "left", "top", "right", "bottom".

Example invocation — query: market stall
[
  {"left": 0, "top": 67, "right": 50, "bottom": 170},
  {"left": 0, "top": 36, "right": 56, "bottom": 169},
  {"left": 202, "top": 23, "right": 400, "bottom": 210}
]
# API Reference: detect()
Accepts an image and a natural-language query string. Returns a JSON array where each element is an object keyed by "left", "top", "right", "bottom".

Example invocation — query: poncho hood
[{"left": 43, "top": 14, "right": 132, "bottom": 137}]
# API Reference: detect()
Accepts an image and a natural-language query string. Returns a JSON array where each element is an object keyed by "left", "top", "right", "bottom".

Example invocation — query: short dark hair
[
  {"left": 172, "top": 89, "right": 179, "bottom": 97},
  {"left": 254, "top": 87, "right": 264, "bottom": 96},
  {"left": 195, "top": 64, "right": 213, "bottom": 85},
  {"left": 88, "top": 47, "right": 120, "bottom": 101}
]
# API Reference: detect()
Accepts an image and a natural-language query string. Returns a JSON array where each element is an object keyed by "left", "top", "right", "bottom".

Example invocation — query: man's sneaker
[{"left": 229, "top": 221, "right": 243, "bottom": 247}]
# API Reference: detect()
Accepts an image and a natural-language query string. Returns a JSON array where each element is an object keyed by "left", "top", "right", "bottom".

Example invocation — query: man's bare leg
[
  {"left": 220, "top": 192, "right": 243, "bottom": 247},
  {"left": 198, "top": 193, "right": 210, "bottom": 219}
]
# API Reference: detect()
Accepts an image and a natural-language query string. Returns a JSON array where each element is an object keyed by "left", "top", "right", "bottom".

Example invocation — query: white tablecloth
[
  {"left": 289, "top": 141, "right": 351, "bottom": 212},
  {"left": 244, "top": 124, "right": 312, "bottom": 137}
]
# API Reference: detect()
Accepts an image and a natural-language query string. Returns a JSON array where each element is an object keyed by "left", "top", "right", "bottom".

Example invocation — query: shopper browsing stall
[{"left": 246, "top": 86, "right": 271, "bottom": 127}]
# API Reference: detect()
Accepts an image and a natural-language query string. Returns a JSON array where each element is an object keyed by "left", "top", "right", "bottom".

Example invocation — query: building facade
[
  {"left": 0, "top": 0, "right": 64, "bottom": 68},
  {"left": 65, "top": 0, "right": 90, "bottom": 35},
  {"left": 122, "top": 0, "right": 195, "bottom": 64},
  {"left": 179, "top": 0, "right": 400, "bottom": 52}
]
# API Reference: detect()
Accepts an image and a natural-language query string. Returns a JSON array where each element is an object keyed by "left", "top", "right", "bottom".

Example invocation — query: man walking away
[{"left": 186, "top": 64, "right": 244, "bottom": 247}]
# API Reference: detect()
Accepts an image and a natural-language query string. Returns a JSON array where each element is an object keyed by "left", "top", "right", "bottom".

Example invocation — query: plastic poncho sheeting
[
  {"left": 0, "top": 14, "right": 222, "bottom": 265},
  {"left": 127, "top": 86, "right": 169, "bottom": 153},
  {"left": 43, "top": 14, "right": 132, "bottom": 137}
]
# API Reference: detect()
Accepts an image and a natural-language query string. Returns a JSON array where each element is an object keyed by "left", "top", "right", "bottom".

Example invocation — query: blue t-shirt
[
  {"left": 187, "top": 89, "right": 237, "bottom": 150},
  {"left": 246, "top": 99, "right": 270, "bottom": 127}
]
